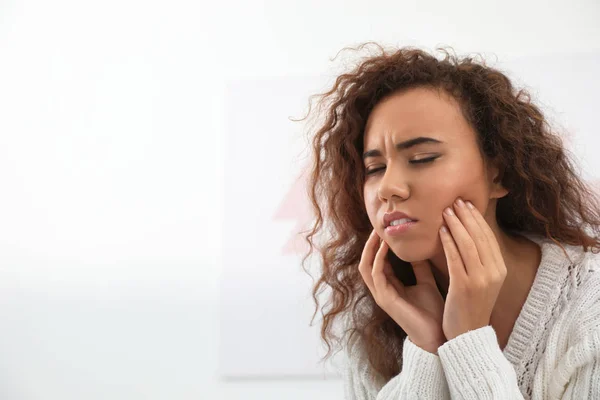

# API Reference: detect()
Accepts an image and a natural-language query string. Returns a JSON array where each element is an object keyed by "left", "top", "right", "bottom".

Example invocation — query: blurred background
[{"left": 0, "top": 0, "right": 599, "bottom": 399}]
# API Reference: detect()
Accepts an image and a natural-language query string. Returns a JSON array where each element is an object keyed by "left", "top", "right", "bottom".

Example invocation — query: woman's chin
[
  {"left": 388, "top": 242, "right": 439, "bottom": 263},
  {"left": 389, "top": 249, "right": 426, "bottom": 263},
  {"left": 396, "top": 254, "right": 427, "bottom": 263}
]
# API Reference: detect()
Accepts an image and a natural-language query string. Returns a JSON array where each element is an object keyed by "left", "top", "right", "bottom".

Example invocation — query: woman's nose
[{"left": 377, "top": 171, "right": 409, "bottom": 201}]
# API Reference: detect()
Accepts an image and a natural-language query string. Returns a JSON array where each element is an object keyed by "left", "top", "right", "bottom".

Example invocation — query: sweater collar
[{"left": 502, "top": 231, "right": 585, "bottom": 366}]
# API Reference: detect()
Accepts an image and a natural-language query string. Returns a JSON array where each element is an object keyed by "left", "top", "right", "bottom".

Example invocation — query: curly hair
[{"left": 300, "top": 43, "right": 600, "bottom": 382}]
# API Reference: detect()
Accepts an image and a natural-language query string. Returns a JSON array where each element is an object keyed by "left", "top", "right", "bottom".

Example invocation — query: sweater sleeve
[
  {"left": 437, "top": 325, "right": 600, "bottom": 399},
  {"left": 550, "top": 329, "right": 600, "bottom": 399},
  {"left": 344, "top": 336, "right": 450, "bottom": 400},
  {"left": 437, "top": 325, "right": 525, "bottom": 399}
]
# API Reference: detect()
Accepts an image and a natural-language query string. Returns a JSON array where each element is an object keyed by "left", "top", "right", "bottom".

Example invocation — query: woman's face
[{"left": 362, "top": 86, "right": 506, "bottom": 263}]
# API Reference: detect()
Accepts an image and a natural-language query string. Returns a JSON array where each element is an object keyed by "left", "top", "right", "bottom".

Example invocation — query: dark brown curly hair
[{"left": 300, "top": 43, "right": 600, "bottom": 382}]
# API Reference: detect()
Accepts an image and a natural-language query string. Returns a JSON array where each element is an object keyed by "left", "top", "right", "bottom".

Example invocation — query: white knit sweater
[{"left": 343, "top": 233, "right": 600, "bottom": 399}]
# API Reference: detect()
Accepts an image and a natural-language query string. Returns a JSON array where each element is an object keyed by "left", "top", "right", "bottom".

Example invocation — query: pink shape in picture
[{"left": 273, "top": 164, "right": 314, "bottom": 256}]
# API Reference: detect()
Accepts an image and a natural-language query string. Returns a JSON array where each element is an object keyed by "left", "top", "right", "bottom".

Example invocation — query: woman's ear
[{"left": 488, "top": 162, "right": 509, "bottom": 200}]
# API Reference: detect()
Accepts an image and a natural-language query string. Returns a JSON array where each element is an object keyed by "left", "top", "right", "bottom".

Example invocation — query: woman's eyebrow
[{"left": 362, "top": 136, "right": 444, "bottom": 160}]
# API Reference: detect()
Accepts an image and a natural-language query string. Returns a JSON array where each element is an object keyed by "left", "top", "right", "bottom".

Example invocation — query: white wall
[{"left": 0, "top": 1, "right": 598, "bottom": 399}]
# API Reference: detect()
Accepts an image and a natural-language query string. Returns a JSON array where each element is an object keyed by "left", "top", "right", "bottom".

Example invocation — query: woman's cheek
[{"left": 363, "top": 187, "right": 378, "bottom": 228}]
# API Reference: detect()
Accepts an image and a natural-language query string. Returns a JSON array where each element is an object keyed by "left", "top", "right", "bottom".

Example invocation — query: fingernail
[
  {"left": 466, "top": 201, "right": 475, "bottom": 209},
  {"left": 444, "top": 207, "right": 454, "bottom": 216},
  {"left": 440, "top": 226, "right": 448, "bottom": 233},
  {"left": 455, "top": 198, "right": 464, "bottom": 207}
]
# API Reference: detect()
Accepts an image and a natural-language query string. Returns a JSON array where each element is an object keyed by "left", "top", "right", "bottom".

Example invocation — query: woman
[{"left": 302, "top": 44, "right": 600, "bottom": 399}]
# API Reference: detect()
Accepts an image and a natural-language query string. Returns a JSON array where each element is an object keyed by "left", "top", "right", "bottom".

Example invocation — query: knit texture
[{"left": 342, "top": 232, "right": 600, "bottom": 399}]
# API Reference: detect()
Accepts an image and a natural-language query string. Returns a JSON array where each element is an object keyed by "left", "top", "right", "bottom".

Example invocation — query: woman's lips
[{"left": 384, "top": 220, "right": 418, "bottom": 236}]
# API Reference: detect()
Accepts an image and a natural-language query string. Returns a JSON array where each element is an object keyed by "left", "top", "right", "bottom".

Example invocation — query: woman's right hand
[{"left": 358, "top": 229, "right": 447, "bottom": 354}]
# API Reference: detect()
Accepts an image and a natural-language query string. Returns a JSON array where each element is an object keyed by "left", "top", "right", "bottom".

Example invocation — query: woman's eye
[
  {"left": 365, "top": 156, "right": 439, "bottom": 176},
  {"left": 410, "top": 156, "right": 439, "bottom": 164},
  {"left": 365, "top": 167, "right": 385, "bottom": 176}
]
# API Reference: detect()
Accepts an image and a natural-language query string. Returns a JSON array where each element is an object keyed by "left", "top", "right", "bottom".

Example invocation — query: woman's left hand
[{"left": 439, "top": 197, "right": 507, "bottom": 341}]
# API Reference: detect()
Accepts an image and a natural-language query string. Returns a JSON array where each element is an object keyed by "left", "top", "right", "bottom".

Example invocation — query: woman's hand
[
  {"left": 440, "top": 198, "right": 507, "bottom": 341},
  {"left": 358, "top": 229, "right": 447, "bottom": 354}
]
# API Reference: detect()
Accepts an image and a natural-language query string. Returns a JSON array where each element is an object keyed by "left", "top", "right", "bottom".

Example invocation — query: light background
[{"left": 0, "top": 0, "right": 598, "bottom": 399}]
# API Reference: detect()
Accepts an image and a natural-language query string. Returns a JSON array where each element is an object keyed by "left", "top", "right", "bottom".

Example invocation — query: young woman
[{"left": 302, "top": 44, "right": 600, "bottom": 399}]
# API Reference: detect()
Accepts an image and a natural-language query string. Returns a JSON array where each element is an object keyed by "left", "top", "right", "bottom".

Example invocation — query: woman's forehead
[{"left": 363, "top": 87, "right": 469, "bottom": 147}]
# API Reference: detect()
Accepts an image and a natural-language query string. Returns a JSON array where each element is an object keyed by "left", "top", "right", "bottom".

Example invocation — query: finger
[
  {"left": 454, "top": 199, "right": 495, "bottom": 268},
  {"left": 372, "top": 240, "right": 394, "bottom": 299},
  {"left": 465, "top": 201, "right": 505, "bottom": 274},
  {"left": 443, "top": 206, "right": 482, "bottom": 275},
  {"left": 439, "top": 225, "right": 467, "bottom": 281},
  {"left": 358, "top": 229, "right": 379, "bottom": 294},
  {"left": 410, "top": 259, "right": 437, "bottom": 286},
  {"left": 374, "top": 242, "right": 414, "bottom": 328},
  {"left": 383, "top": 260, "right": 405, "bottom": 296}
]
